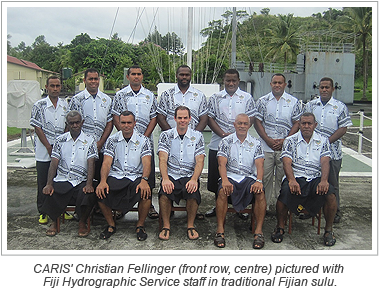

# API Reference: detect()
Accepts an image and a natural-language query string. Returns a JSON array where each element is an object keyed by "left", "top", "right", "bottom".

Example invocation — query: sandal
[
  {"left": 46, "top": 224, "right": 57, "bottom": 237},
  {"left": 323, "top": 231, "right": 336, "bottom": 247},
  {"left": 271, "top": 227, "right": 285, "bottom": 243},
  {"left": 214, "top": 233, "right": 225, "bottom": 248},
  {"left": 99, "top": 225, "right": 116, "bottom": 240},
  {"left": 159, "top": 227, "right": 170, "bottom": 240},
  {"left": 196, "top": 212, "right": 205, "bottom": 220},
  {"left": 253, "top": 233, "right": 265, "bottom": 249},
  {"left": 148, "top": 206, "right": 159, "bottom": 219},
  {"left": 187, "top": 227, "right": 199, "bottom": 240},
  {"left": 136, "top": 226, "right": 148, "bottom": 241}
]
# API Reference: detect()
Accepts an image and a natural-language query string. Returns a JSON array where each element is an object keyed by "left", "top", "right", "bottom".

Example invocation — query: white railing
[{"left": 346, "top": 110, "right": 372, "bottom": 155}]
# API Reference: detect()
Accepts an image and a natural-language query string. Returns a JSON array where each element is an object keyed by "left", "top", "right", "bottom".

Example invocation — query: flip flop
[
  {"left": 159, "top": 228, "right": 170, "bottom": 240},
  {"left": 214, "top": 233, "right": 225, "bottom": 248},
  {"left": 187, "top": 227, "right": 199, "bottom": 240},
  {"left": 136, "top": 226, "right": 148, "bottom": 241},
  {"left": 46, "top": 224, "right": 57, "bottom": 237}
]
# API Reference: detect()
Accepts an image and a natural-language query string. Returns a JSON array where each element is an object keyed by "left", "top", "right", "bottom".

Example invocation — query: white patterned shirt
[
  {"left": 111, "top": 85, "right": 157, "bottom": 149},
  {"left": 281, "top": 130, "right": 331, "bottom": 181},
  {"left": 30, "top": 96, "right": 68, "bottom": 162},
  {"left": 208, "top": 88, "right": 255, "bottom": 150},
  {"left": 103, "top": 130, "right": 151, "bottom": 181},
  {"left": 68, "top": 89, "right": 113, "bottom": 151},
  {"left": 304, "top": 97, "right": 352, "bottom": 160},
  {"left": 255, "top": 91, "right": 303, "bottom": 152},
  {"left": 52, "top": 131, "right": 98, "bottom": 186},
  {"left": 157, "top": 128, "right": 206, "bottom": 180},
  {"left": 157, "top": 85, "right": 208, "bottom": 129},
  {"left": 217, "top": 133, "right": 264, "bottom": 182}
]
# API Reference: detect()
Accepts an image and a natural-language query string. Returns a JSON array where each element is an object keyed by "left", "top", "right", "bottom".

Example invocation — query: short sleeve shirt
[
  {"left": 111, "top": 85, "right": 157, "bottom": 149},
  {"left": 157, "top": 128, "right": 206, "bottom": 180},
  {"left": 255, "top": 91, "right": 303, "bottom": 152},
  {"left": 208, "top": 88, "right": 255, "bottom": 150},
  {"left": 30, "top": 96, "right": 68, "bottom": 161},
  {"left": 68, "top": 89, "right": 113, "bottom": 150},
  {"left": 281, "top": 130, "right": 331, "bottom": 181},
  {"left": 304, "top": 97, "right": 352, "bottom": 160},
  {"left": 217, "top": 133, "right": 264, "bottom": 182},
  {"left": 103, "top": 130, "right": 151, "bottom": 181},
  {"left": 157, "top": 85, "right": 208, "bottom": 129},
  {"left": 51, "top": 131, "right": 98, "bottom": 186}
]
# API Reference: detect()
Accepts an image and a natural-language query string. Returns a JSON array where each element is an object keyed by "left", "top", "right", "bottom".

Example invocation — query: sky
[{"left": 4, "top": 1, "right": 346, "bottom": 51}]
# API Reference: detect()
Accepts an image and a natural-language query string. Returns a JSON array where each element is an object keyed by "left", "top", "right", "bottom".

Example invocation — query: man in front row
[
  {"left": 41, "top": 110, "right": 98, "bottom": 237},
  {"left": 214, "top": 114, "right": 266, "bottom": 249},
  {"left": 157, "top": 106, "right": 205, "bottom": 241},
  {"left": 96, "top": 111, "right": 152, "bottom": 241},
  {"left": 271, "top": 112, "right": 338, "bottom": 246}
]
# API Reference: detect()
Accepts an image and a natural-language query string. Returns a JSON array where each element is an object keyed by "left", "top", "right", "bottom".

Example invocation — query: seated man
[
  {"left": 96, "top": 111, "right": 152, "bottom": 241},
  {"left": 157, "top": 106, "right": 205, "bottom": 241},
  {"left": 41, "top": 110, "right": 98, "bottom": 237},
  {"left": 215, "top": 113, "right": 266, "bottom": 249},
  {"left": 271, "top": 112, "right": 337, "bottom": 246}
]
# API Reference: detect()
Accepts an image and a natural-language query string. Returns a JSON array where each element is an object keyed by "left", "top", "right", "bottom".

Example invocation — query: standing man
[
  {"left": 68, "top": 68, "right": 113, "bottom": 182},
  {"left": 214, "top": 114, "right": 266, "bottom": 249},
  {"left": 96, "top": 111, "right": 152, "bottom": 241},
  {"left": 271, "top": 112, "right": 338, "bottom": 246},
  {"left": 157, "top": 64, "right": 208, "bottom": 219},
  {"left": 304, "top": 77, "right": 352, "bottom": 223},
  {"left": 206, "top": 68, "right": 256, "bottom": 218},
  {"left": 157, "top": 106, "right": 205, "bottom": 241},
  {"left": 254, "top": 73, "right": 303, "bottom": 210},
  {"left": 30, "top": 76, "right": 68, "bottom": 224},
  {"left": 41, "top": 111, "right": 98, "bottom": 237},
  {"left": 111, "top": 65, "right": 158, "bottom": 219}
]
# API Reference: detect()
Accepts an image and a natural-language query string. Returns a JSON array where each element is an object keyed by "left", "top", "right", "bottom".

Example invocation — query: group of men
[{"left": 30, "top": 64, "right": 352, "bottom": 249}]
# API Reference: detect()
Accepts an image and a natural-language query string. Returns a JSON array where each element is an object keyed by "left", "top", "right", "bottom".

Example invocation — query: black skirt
[
  {"left": 218, "top": 177, "right": 256, "bottom": 212},
  {"left": 158, "top": 176, "right": 201, "bottom": 205}
]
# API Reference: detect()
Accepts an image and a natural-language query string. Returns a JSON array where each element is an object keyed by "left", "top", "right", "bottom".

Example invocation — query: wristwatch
[
  {"left": 142, "top": 176, "right": 149, "bottom": 181},
  {"left": 256, "top": 179, "right": 263, "bottom": 183}
]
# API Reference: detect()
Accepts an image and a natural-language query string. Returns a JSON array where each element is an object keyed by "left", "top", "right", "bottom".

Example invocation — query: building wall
[{"left": 7, "top": 63, "right": 50, "bottom": 90}]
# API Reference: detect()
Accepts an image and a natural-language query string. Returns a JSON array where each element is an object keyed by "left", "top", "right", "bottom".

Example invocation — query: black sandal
[
  {"left": 214, "top": 233, "right": 225, "bottom": 248},
  {"left": 253, "top": 233, "right": 265, "bottom": 249},
  {"left": 100, "top": 225, "right": 116, "bottom": 240},
  {"left": 136, "top": 226, "right": 148, "bottom": 241},
  {"left": 323, "top": 231, "right": 336, "bottom": 247},
  {"left": 271, "top": 227, "right": 285, "bottom": 243}
]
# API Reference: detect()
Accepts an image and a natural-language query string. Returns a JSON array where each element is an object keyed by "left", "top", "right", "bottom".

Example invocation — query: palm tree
[
  {"left": 340, "top": 7, "right": 372, "bottom": 101},
  {"left": 265, "top": 14, "right": 299, "bottom": 71}
]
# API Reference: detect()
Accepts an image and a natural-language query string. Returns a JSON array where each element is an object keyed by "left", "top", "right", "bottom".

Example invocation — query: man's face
[
  {"left": 299, "top": 115, "right": 317, "bottom": 140},
  {"left": 66, "top": 115, "right": 83, "bottom": 137},
  {"left": 270, "top": 75, "right": 286, "bottom": 97},
  {"left": 174, "top": 109, "right": 191, "bottom": 130},
  {"left": 84, "top": 71, "right": 100, "bottom": 94},
  {"left": 120, "top": 114, "right": 136, "bottom": 138},
  {"left": 224, "top": 73, "right": 240, "bottom": 95},
  {"left": 319, "top": 80, "right": 334, "bottom": 101},
  {"left": 127, "top": 68, "right": 143, "bottom": 89},
  {"left": 46, "top": 78, "right": 61, "bottom": 99},
  {"left": 233, "top": 115, "right": 250, "bottom": 138},
  {"left": 176, "top": 67, "right": 191, "bottom": 88}
]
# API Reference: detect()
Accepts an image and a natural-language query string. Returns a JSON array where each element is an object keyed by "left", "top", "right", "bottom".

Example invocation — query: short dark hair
[
  {"left": 224, "top": 69, "right": 239, "bottom": 79},
  {"left": 174, "top": 106, "right": 191, "bottom": 118},
  {"left": 320, "top": 77, "right": 334, "bottom": 87},
  {"left": 271, "top": 73, "right": 286, "bottom": 82},
  {"left": 127, "top": 65, "right": 142, "bottom": 75},
  {"left": 84, "top": 68, "right": 99, "bottom": 79},
  {"left": 300, "top": 112, "right": 316, "bottom": 122},
  {"left": 46, "top": 75, "right": 60, "bottom": 86},
  {"left": 120, "top": 110, "right": 136, "bottom": 121},
  {"left": 176, "top": 65, "right": 192, "bottom": 75}
]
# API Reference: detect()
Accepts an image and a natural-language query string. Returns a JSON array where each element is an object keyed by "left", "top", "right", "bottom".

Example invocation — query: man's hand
[
  {"left": 162, "top": 178, "right": 175, "bottom": 195},
  {"left": 250, "top": 181, "right": 263, "bottom": 194},
  {"left": 137, "top": 179, "right": 151, "bottom": 200},
  {"left": 222, "top": 179, "right": 234, "bottom": 196},
  {"left": 185, "top": 179, "right": 198, "bottom": 194},
  {"left": 96, "top": 182, "right": 109, "bottom": 199},
  {"left": 288, "top": 179, "right": 301, "bottom": 195},
  {"left": 83, "top": 184, "right": 94, "bottom": 194},
  {"left": 43, "top": 184, "right": 54, "bottom": 196},
  {"left": 316, "top": 180, "right": 330, "bottom": 195},
  {"left": 272, "top": 139, "right": 284, "bottom": 151}
]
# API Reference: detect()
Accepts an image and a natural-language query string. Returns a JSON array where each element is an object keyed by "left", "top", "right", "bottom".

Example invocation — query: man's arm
[
  {"left": 208, "top": 117, "right": 231, "bottom": 138},
  {"left": 144, "top": 117, "right": 157, "bottom": 138},
  {"left": 136, "top": 155, "right": 152, "bottom": 199},
  {"left": 250, "top": 158, "right": 264, "bottom": 194},
  {"left": 253, "top": 117, "right": 276, "bottom": 149},
  {"left": 42, "top": 157, "right": 59, "bottom": 196},
  {"left": 157, "top": 114, "right": 171, "bottom": 131},
  {"left": 83, "top": 157, "right": 95, "bottom": 194},
  {"left": 218, "top": 155, "right": 233, "bottom": 196},
  {"left": 316, "top": 156, "right": 331, "bottom": 195},
  {"left": 195, "top": 115, "right": 208, "bottom": 132},
  {"left": 112, "top": 114, "right": 121, "bottom": 131},
  {"left": 95, "top": 154, "right": 113, "bottom": 199},
  {"left": 186, "top": 154, "right": 205, "bottom": 194},
  {"left": 158, "top": 151, "right": 174, "bottom": 194},
  {"left": 97, "top": 121, "right": 113, "bottom": 151},
  {"left": 34, "top": 126, "right": 53, "bottom": 156},
  {"left": 282, "top": 156, "right": 301, "bottom": 195},
  {"left": 328, "top": 127, "right": 347, "bottom": 144}
]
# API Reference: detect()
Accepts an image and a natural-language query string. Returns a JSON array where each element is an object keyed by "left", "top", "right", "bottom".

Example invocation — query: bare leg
[
  {"left": 186, "top": 198, "right": 199, "bottom": 239},
  {"left": 158, "top": 195, "right": 172, "bottom": 240},
  {"left": 137, "top": 198, "right": 151, "bottom": 228},
  {"left": 253, "top": 192, "right": 266, "bottom": 234},
  {"left": 216, "top": 190, "right": 228, "bottom": 234}
]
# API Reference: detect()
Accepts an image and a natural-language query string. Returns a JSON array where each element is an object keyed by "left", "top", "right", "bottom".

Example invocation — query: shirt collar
[
  {"left": 174, "top": 84, "right": 193, "bottom": 95},
  {"left": 117, "top": 130, "right": 138, "bottom": 143},
  {"left": 297, "top": 130, "right": 322, "bottom": 144},
  {"left": 66, "top": 131, "right": 86, "bottom": 143},
  {"left": 173, "top": 127, "right": 191, "bottom": 139},
  {"left": 232, "top": 132, "right": 252, "bottom": 144},
  {"left": 84, "top": 88, "right": 98, "bottom": 99},
  {"left": 316, "top": 96, "right": 335, "bottom": 106},
  {"left": 125, "top": 85, "right": 149, "bottom": 96},
  {"left": 221, "top": 87, "right": 243, "bottom": 98}
]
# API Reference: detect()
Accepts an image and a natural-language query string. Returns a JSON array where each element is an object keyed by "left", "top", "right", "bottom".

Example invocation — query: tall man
[
  {"left": 30, "top": 76, "right": 68, "bottom": 224},
  {"left": 41, "top": 111, "right": 98, "bottom": 237},
  {"left": 111, "top": 65, "right": 158, "bottom": 219},
  {"left": 157, "top": 64, "right": 208, "bottom": 219},
  {"left": 96, "top": 111, "right": 152, "bottom": 241},
  {"left": 206, "top": 69, "right": 256, "bottom": 218},
  {"left": 254, "top": 73, "right": 303, "bottom": 210},
  {"left": 304, "top": 77, "right": 352, "bottom": 223},
  {"left": 69, "top": 68, "right": 113, "bottom": 182},
  {"left": 272, "top": 112, "right": 338, "bottom": 246},
  {"left": 157, "top": 106, "right": 205, "bottom": 241},
  {"left": 214, "top": 114, "right": 266, "bottom": 249}
]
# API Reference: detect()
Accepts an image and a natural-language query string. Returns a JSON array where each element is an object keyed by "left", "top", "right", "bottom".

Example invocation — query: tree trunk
[{"left": 361, "top": 34, "right": 368, "bottom": 101}]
